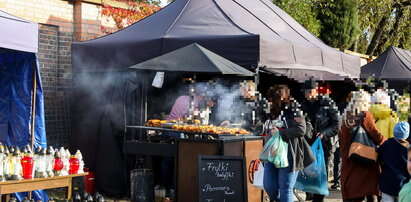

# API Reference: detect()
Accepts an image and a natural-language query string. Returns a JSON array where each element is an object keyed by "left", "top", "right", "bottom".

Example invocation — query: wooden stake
[{"left": 31, "top": 68, "right": 37, "bottom": 150}]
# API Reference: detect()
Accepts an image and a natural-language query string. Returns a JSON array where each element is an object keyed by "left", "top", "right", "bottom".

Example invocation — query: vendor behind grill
[{"left": 167, "top": 80, "right": 215, "bottom": 124}]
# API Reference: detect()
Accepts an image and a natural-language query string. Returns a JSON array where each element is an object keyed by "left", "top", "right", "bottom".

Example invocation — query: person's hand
[
  {"left": 207, "top": 100, "right": 215, "bottom": 107},
  {"left": 270, "top": 126, "right": 279, "bottom": 135},
  {"left": 220, "top": 120, "right": 230, "bottom": 127},
  {"left": 316, "top": 132, "right": 323, "bottom": 139}
]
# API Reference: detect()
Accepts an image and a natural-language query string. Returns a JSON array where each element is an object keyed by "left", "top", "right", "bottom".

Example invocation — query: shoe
[
  {"left": 306, "top": 193, "right": 313, "bottom": 201},
  {"left": 331, "top": 183, "right": 340, "bottom": 190},
  {"left": 293, "top": 189, "right": 304, "bottom": 202}
]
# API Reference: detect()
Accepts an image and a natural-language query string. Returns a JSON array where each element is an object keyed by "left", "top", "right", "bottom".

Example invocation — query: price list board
[{"left": 198, "top": 155, "right": 247, "bottom": 202}]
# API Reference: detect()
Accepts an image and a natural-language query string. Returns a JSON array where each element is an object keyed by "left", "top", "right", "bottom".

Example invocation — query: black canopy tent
[
  {"left": 361, "top": 46, "right": 411, "bottom": 80},
  {"left": 72, "top": 0, "right": 360, "bottom": 79},
  {"left": 70, "top": 0, "right": 361, "bottom": 196},
  {"left": 129, "top": 43, "right": 255, "bottom": 76}
]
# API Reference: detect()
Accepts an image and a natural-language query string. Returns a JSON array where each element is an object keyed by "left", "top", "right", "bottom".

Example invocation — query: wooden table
[{"left": 0, "top": 173, "right": 88, "bottom": 201}]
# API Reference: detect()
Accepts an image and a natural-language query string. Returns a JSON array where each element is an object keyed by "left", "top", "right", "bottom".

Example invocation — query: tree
[
  {"left": 397, "top": 13, "right": 411, "bottom": 50},
  {"left": 317, "top": 0, "right": 360, "bottom": 50},
  {"left": 101, "top": 0, "right": 161, "bottom": 33},
  {"left": 274, "top": 0, "right": 411, "bottom": 55},
  {"left": 273, "top": 0, "right": 322, "bottom": 36},
  {"left": 374, "top": 6, "right": 405, "bottom": 54},
  {"left": 357, "top": 0, "right": 411, "bottom": 55},
  {"left": 372, "top": 2, "right": 411, "bottom": 54},
  {"left": 364, "top": 1, "right": 395, "bottom": 55}
]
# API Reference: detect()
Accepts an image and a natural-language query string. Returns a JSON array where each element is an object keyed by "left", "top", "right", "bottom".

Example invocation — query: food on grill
[
  {"left": 146, "top": 119, "right": 162, "bottom": 127},
  {"left": 147, "top": 120, "right": 250, "bottom": 135}
]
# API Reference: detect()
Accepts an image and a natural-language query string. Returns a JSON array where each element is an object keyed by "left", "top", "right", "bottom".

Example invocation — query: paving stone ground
[
  {"left": 103, "top": 190, "right": 342, "bottom": 202},
  {"left": 50, "top": 179, "right": 343, "bottom": 202},
  {"left": 323, "top": 190, "right": 342, "bottom": 202},
  {"left": 293, "top": 189, "right": 342, "bottom": 202}
]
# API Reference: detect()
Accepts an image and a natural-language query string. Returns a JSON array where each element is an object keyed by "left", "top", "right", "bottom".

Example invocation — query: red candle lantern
[
  {"left": 54, "top": 157, "right": 64, "bottom": 172},
  {"left": 21, "top": 155, "right": 34, "bottom": 179},
  {"left": 69, "top": 155, "right": 80, "bottom": 175}
]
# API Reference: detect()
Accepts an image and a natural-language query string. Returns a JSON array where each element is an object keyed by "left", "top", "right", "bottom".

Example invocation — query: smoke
[
  {"left": 188, "top": 81, "right": 244, "bottom": 125},
  {"left": 71, "top": 70, "right": 144, "bottom": 141},
  {"left": 72, "top": 70, "right": 248, "bottom": 132},
  {"left": 213, "top": 83, "right": 242, "bottom": 124}
]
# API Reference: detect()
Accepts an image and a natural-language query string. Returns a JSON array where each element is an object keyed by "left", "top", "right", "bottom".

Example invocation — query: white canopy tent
[{"left": 0, "top": 10, "right": 38, "bottom": 53}]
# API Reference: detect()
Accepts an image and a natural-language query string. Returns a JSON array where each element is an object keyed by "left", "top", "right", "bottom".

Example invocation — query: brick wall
[
  {"left": 37, "top": 25, "right": 63, "bottom": 146},
  {"left": 37, "top": 24, "right": 73, "bottom": 147},
  {"left": 0, "top": 0, "right": 116, "bottom": 147}
]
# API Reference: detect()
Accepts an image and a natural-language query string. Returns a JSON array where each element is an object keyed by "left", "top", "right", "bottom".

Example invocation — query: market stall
[
  {"left": 126, "top": 43, "right": 264, "bottom": 202},
  {"left": 361, "top": 46, "right": 411, "bottom": 80},
  {"left": 0, "top": 10, "right": 89, "bottom": 202},
  {"left": 0, "top": 10, "right": 45, "bottom": 150},
  {"left": 70, "top": 0, "right": 361, "bottom": 197},
  {"left": 360, "top": 46, "right": 411, "bottom": 94},
  {"left": 0, "top": 10, "right": 48, "bottom": 201}
]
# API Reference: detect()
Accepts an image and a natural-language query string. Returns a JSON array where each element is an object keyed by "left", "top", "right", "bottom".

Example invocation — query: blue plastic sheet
[
  {"left": 294, "top": 138, "right": 329, "bottom": 196},
  {"left": 0, "top": 49, "right": 46, "bottom": 147},
  {"left": 0, "top": 48, "right": 48, "bottom": 201}
]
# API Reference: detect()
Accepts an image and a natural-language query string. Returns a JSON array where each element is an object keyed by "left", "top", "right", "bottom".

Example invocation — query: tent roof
[
  {"left": 129, "top": 43, "right": 254, "bottom": 76},
  {"left": 72, "top": 0, "right": 360, "bottom": 80},
  {"left": 0, "top": 10, "right": 38, "bottom": 53},
  {"left": 361, "top": 46, "right": 411, "bottom": 80}
]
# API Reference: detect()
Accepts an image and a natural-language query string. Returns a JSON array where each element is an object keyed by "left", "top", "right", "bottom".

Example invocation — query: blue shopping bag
[
  {"left": 294, "top": 138, "right": 329, "bottom": 195},
  {"left": 259, "top": 131, "right": 288, "bottom": 168}
]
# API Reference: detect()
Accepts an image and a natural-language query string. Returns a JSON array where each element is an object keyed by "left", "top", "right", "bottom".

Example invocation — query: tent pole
[
  {"left": 255, "top": 66, "right": 260, "bottom": 87},
  {"left": 31, "top": 68, "right": 37, "bottom": 150}
]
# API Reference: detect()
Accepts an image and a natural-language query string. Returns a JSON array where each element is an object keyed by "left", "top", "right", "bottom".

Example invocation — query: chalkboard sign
[{"left": 198, "top": 155, "right": 247, "bottom": 202}]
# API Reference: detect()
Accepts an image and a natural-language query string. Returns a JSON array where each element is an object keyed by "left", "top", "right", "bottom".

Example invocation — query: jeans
[
  {"left": 381, "top": 192, "right": 397, "bottom": 202},
  {"left": 263, "top": 162, "right": 298, "bottom": 202},
  {"left": 332, "top": 148, "right": 341, "bottom": 185}
]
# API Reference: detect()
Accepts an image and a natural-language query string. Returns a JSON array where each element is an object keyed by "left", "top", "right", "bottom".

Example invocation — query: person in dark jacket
[
  {"left": 263, "top": 85, "right": 315, "bottom": 202},
  {"left": 300, "top": 80, "right": 340, "bottom": 202},
  {"left": 378, "top": 121, "right": 410, "bottom": 201}
]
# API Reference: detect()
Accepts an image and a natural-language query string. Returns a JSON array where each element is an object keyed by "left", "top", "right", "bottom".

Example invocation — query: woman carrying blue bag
[{"left": 263, "top": 85, "right": 315, "bottom": 202}]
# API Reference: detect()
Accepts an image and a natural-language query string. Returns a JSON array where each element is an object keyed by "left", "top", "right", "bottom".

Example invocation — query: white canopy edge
[{"left": 0, "top": 10, "right": 38, "bottom": 53}]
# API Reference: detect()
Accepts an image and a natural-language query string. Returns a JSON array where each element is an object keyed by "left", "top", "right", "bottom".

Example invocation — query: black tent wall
[{"left": 70, "top": 71, "right": 144, "bottom": 196}]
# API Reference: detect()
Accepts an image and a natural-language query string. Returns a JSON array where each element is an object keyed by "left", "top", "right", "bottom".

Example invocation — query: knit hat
[
  {"left": 371, "top": 89, "right": 391, "bottom": 107},
  {"left": 394, "top": 122, "right": 410, "bottom": 140}
]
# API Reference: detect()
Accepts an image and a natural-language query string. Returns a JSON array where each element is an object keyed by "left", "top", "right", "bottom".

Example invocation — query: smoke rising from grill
[{"left": 186, "top": 81, "right": 248, "bottom": 125}]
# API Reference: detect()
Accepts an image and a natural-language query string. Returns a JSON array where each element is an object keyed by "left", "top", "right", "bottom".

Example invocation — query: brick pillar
[{"left": 73, "top": 0, "right": 82, "bottom": 41}]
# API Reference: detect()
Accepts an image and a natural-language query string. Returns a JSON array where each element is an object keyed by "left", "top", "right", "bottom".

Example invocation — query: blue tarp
[
  {"left": 0, "top": 48, "right": 46, "bottom": 147},
  {"left": 0, "top": 48, "right": 48, "bottom": 201}
]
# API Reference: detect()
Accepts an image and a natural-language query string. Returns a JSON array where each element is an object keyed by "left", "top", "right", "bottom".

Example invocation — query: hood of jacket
[{"left": 369, "top": 104, "right": 392, "bottom": 120}]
